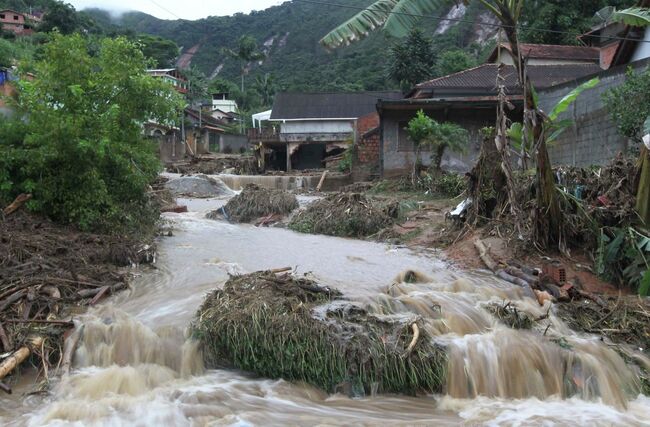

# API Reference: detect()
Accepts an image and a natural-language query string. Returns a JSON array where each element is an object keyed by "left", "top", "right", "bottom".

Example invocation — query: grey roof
[
  {"left": 270, "top": 91, "right": 403, "bottom": 120},
  {"left": 414, "top": 64, "right": 602, "bottom": 95}
]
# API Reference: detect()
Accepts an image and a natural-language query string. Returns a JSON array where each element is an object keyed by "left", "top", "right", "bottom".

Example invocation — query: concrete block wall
[{"left": 538, "top": 58, "right": 650, "bottom": 167}]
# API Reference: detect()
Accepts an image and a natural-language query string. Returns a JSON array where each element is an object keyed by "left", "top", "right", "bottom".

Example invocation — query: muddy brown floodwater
[{"left": 1, "top": 184, "right": 649, "bottom": 426}]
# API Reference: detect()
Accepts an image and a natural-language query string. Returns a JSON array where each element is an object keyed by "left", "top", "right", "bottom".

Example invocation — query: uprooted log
[
  {"left": 0, "top": 336, "right": 43, "bottom": 381},
  {"left": 3, "top": 193, "right": 32, "bottom": 216},
  {"left": 474, "top": 239, "right": 537, "bottom": 300},
  {"left": 192, "top": 271, "right": 446, "bottom": 395}
]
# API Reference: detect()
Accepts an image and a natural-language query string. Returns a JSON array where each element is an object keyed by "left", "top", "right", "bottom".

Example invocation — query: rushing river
[{"left": 1, "top": 189, "right": 649, "bottom": 426}]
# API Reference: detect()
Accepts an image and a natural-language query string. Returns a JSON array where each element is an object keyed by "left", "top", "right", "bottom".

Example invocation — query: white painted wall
[
  {"left": 632, "top": 27, "right": 650, "bottom": 62},
  {"left": 280, "top": 120, "right": 353, "bottom": 134},
  {"left": 212, "top": 99, "right": 238, "bottom": 113}
]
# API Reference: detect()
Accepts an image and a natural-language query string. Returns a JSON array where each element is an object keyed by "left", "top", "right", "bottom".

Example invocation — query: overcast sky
[{"left": 68, "top": 0, "right": 285, "bottom": 20}]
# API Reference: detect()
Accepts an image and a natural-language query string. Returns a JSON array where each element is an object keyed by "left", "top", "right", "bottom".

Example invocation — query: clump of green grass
[{"left": 192, "top": 271, "right": 447, "bottom": 395}]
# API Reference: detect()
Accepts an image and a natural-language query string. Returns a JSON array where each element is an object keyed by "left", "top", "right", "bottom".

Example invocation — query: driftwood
[
  {"left": 0, "top": 381, "right": 11, "bottom": 394},
  {"left": 0, "top": 322, "right": 11, "bottom": 351},
  {"left": 316, "top": 170, "right": 329, "bottom": 192},
  {"left": 0, "top": 336, "right": 43, "bottom": 381},
  {"left": 474, "top": 239, "right": 538, "bottom": 300},
  {"left": 61, "top": 325, "right": 84, "bottom": 375},
  {"left": 474, "top": 239, "right": 498, "bottom": 272},
  {"left": 3, "top": 193, "right": 32, "bottom": 216}
]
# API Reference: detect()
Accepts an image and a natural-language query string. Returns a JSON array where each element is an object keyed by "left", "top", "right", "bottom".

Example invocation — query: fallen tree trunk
[
  {"left": 474, "top": 239, "right": 498, "bottom": 272},
  {"left": 0, "top": 336, "right": 44, "bottom": 381},
  {"left": 3, "top": 193, "right": 32, "bottom": 216}
]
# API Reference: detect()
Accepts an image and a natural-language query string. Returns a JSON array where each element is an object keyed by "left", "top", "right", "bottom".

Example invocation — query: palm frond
[
  {"left": 320, "top": 0, "right": 402, "bottom": 49},
  {"left": 610, "top": 7, "right": 650, "bottom": 27}
]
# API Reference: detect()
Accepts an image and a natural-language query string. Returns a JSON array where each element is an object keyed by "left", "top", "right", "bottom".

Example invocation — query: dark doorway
[
  {"left": 292, "top": 143, "right": 326, "bottom": 170},
  {"left": 266, "top": 144, "right": 287, "bottom": 171}
]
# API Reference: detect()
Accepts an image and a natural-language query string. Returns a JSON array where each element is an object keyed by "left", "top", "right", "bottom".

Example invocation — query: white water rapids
[{"left": 1, "top": 189, "right": 649, "bottom": 426}]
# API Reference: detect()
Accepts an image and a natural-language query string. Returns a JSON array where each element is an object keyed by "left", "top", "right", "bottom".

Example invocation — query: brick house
[
  {"left": 0, "top": 9, "right": 31, "bottom": 35},
  {"left": 379, "top": 61, "right": 600, "bottom": 177}
]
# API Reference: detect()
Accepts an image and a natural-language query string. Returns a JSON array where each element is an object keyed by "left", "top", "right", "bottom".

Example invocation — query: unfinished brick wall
[{"left": 353, "top": 112, "right": 381, "bottom": 181}]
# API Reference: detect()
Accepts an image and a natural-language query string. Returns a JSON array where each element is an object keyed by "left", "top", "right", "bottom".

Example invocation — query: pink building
[{"left": 0, "top": 9, "right": 29, "bottom": 35}]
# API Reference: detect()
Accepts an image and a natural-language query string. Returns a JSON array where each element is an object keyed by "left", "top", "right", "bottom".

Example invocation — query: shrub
[{"left": 0, "top": 34, "right": 184, "bottom": 233}]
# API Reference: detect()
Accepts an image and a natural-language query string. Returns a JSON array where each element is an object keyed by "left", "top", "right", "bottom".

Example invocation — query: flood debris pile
[
  {"left": 289, "top": 193, "right": 399, "bottom": 237},
  {"left": 0, "top": 210, "right": 153, "bottom": 392},
  {"left": 208, "top": 184, "right": 298, "bottom": 223},
  {"left": 165, "top": 174, "right": 234, "bottom": 198},
  {"left": 557, "top": 295, "right": 650, "bottom": 353},
  {"left": 170, "top": 154, "right": 258, "bottom": 175},
  {"left": 193, "top": 271, "right": 446, "bottom": 395},
  {"left": 556, "top": 295, "right": 650, "bottom": 394}
]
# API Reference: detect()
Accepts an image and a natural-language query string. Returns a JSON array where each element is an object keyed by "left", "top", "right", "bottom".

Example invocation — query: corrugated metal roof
[
  {"left": 413, "top": 64, "right": 602, "bottom": 95},
  {"left": 270, "top": 91, "right": 403, "bottom": 120}
]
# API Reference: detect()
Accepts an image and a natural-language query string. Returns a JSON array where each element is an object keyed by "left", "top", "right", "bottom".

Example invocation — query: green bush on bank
[{"left": 0, "top": 33, "right": 184, "bottom": 233}]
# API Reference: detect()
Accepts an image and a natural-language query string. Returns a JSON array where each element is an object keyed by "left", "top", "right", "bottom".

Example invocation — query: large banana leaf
[
  {"left": 549, "top": 78, "right": 599, "bottom": 121},
  {"left": 610, "top": 7, "right": 650, "bottom": 27},
  {"left": 320, "top": 0, "right": 447, "bottom": 48}
]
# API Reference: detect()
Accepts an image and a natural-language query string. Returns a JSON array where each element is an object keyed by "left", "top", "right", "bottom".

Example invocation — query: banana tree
[
  {"left": 609, "top": 6, "right": 650, "bottom": 227},
  {"left": 321, "top": 0, "right": 563, "bottom": 249}
]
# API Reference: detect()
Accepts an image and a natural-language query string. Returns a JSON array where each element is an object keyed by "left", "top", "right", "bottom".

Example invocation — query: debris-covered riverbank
[{"left": 0, "top": 187, "right": 167, "bottom": 393}]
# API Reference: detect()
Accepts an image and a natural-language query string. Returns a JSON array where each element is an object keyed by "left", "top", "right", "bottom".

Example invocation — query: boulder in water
[{"left": 165, "top": 174, "right": 234, "bottom": 198}]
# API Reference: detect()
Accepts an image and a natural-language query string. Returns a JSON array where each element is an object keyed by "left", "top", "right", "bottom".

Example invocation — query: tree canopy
[
  {"left": 387, "top": 28, "right": 436, "bottom": 92},
  {"left": 0, "top": 34, "right": 184, "bottom": 231}
]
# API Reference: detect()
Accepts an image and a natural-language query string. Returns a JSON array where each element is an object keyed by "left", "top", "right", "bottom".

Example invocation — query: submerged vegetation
[{"left": 192, "top": 271, "right": 447, "bottom": 395}]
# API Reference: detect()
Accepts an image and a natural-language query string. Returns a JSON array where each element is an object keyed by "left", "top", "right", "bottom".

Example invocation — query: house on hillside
[
  {"left": 146, "top": 68, "right": 188, "bottom": 94},
  {"left": 0, "top": 9, "right": 32, "bottom": 35},
  {"left": 250, "top": 91, "right": 402, "bottom": 171},
  {"left": 379, "top": 60, "right": 601, "bottom": 177},
  {"left": 211, "top": 92, "right": 238, "bottom": 114}
]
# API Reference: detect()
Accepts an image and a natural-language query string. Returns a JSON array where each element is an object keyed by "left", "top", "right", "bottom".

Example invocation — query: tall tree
[
  {"left": 40, "top": 1, "right": 79, "bottom": 34},
  {"left": 387, "top": 28, "right": 435, "bottom": 92},
  {"left": 254, "top": 73, "right": 277, "bottom": 107},
  {"left": 222, "top": 35, "right": 265, "bottom": 94},
  {"left": 137, "top": 34, "right": 179, "bottom": 68}
]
